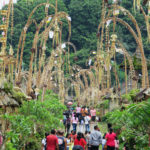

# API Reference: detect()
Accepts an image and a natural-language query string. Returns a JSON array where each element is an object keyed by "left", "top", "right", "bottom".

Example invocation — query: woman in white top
[
  {"left": 76, "top": 104, "right": 81, "bottom": 118},
  {"left": 71, "top": 114, "right": 78, "bottom": 132},
  {"left": 84, "top": 114, "right": 90, "bottom": 132},
  {"left": 66, "top": 133, "right": 73, "bottom": 150}
]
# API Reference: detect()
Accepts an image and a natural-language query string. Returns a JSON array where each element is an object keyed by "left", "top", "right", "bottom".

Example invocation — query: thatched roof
[
  {"left": 134, "top": 88, "right": 150, "bottom": 101},
  {"left": 0, "top": 91, "right": 19, "bottom": 107}
]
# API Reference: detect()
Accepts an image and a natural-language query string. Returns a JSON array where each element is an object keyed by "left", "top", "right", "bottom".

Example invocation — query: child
[
  {"left": 85, "top": 131, "right": 91, "bottom": 150},
  {"left": 66, "top": 133, "right": 73, "bottom": 150},
  {"left": 102, "top": 133, "right": 107, "bottom": 150},
  {"left": 115, "top": 137, "right": 119, "bottom": 150}
]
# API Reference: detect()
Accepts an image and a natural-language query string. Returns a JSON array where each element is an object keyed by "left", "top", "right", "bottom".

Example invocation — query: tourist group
[{"left": 42, "top": 104, "right": 120, "bottom": 150}]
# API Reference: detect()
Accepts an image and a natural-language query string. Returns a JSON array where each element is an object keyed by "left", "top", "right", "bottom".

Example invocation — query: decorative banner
[
  {"left": 112, "top": 0, "right": 117, "bottom": 3},
  {"left": 106, "top": 19, "right": 112, "bottom": 27},
  {"left": 104, "top": 65, "right": 112, "bottom": 71},
  {"left": 113, "top": 10, "right": 120, "bottom": 16},
  {"left": 2, "top": 31, "right": 5, "bottom": 36},
  {"left": 88, "top": 59, "right": 92, "bottom": 66},
  {"left": 115, "top": 47, "right": 124, "bottom": 54},
  {"left": 46, "top": 4, "right": 49, "bottom": 8},
  {"left": 47, "top": 17, "right": 52, "bottom": 23},
  {"left": 2, "top": 17, "right": 5, "bottom": 22},
  {"left": 54, "top": 60, "right": 57, "bottom": 64},
  {"left": 55, "top": 54, "right": 58, "bottom": 57},
  {"left": 49, "top": 31, "right": 54, "bottom": 39},
  {"left": 111, "top": 60, "right": 114, "bottom": 64},
  {"left": 61, "top": 43, "right": 66, "bottom": 49},
  {"left": 67, "top": 16, "right": 71, "bottom": 21},
  {"left": 92, "top": 51, "right": 96, "bottom": 55}
]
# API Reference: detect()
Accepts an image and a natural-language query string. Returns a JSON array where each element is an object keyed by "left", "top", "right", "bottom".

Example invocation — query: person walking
[
  {"left": 57, "top": 130, "right": 67, "bottom": 150},
  {"left": 89, "top": 125, "right": 102, "bottom": 150},
  {"left": 84, "top": 114, "right": 90, "bottom": 132},
  {"left": 81, "top": 107, "right": 87, "bottom": 118},
  {"left": 41, "top": 133, "right": 49, "bottom": 150},
  {"left": 79, "top": 115, "right": 85, "bottom": 133},
  {"left": 102, "top": 133, "right": 107, "bottom": 150},
  {"left": 72, "top": 114, "right": 78, "bottom": 132},
  {"left": 105, "top": 128, "right": 116, "bottom": 150},
  {"left": 90, "top": 107, "right": 96, "bottom": 122},
  {"left": 85, "top": 131, "right": 91, "bottom": 150},
  {"left": 66, "top": 133, "right": 73, "bottom": 150},
  {"left": 66, "top": 116, "right": 71, "bottom": 133},
  {"left": 74, "top": 132, "right": 87, "bottom": 150},
  {"left": 46, "top": 129, "right": 59, "bottom": 150},
  {"left": 76, "top": 104, "right": 81, "bottom": 118},
  {"left": 71, "top": 130, "right": 77, "bottom": 142}
]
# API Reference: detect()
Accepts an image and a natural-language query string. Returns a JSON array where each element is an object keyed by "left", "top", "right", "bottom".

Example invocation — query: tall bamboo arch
[
  {"left": 15, "top": 2, "right": 55, "bottom": 83},
  {"left": 98, "top": 13, "right": 149, "bottom": 88}
]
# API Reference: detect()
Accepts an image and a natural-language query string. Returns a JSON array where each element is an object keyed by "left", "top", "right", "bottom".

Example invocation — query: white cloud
[{"left": 0, "top": 0, "right": 17, "bottom": 9}]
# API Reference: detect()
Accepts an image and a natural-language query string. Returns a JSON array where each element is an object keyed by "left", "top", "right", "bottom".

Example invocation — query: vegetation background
[{"left": 3, "top": 0, "right": 149, "bottom": 70}]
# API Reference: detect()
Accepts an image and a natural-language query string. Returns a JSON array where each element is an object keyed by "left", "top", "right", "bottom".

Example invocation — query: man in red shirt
[
  {"left": 46, "top": 129, "right": 59, "bottom": 150},
  {"left": 70, "top": 130, "right": 77, "bottom": 142}
]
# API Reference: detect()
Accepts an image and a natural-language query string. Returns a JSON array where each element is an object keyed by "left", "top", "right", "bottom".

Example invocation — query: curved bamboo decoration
[
  {"left": 98, "top": 16, "right": 149, "bottom": 88},
  {"left": 15, "top": 3, "right": 55, "bottom": 83},
  {"left": 117, "top": 41, "right": 137, "bottom": 89},
  {"left": 39, "top": 42, "right": 76, "bottom": 88}
]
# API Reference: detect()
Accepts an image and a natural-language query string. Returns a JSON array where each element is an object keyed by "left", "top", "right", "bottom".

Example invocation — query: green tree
[
  {"left": 4, "top": 90, "right": 66, "bottom": 150},
  {"left": 105, "top": 99, "right": 150, "bottom": 149}
]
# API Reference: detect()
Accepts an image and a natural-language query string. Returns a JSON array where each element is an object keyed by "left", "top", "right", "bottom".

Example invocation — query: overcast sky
[{"left": 0, "top": 0, "right": 17, "bottom": 9}]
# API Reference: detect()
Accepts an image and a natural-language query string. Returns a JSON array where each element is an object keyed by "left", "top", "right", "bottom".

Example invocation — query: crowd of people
[
  {"left": 63, "top": 104, "right": 97, "bottom": 133},
  {"left": 41, "top": 104, "right": 121, "bottom": 150},
  {"left": 41, "top": 126, "right": 119, "bottom": 150}
]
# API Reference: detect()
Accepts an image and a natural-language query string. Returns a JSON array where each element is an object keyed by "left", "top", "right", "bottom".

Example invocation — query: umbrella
[{"left": 67, "top": 102, "right": 73, "bottom": 105}]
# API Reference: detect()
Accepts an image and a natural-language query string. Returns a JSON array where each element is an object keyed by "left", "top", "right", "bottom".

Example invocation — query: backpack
[{"left": 58, "top": 137, "right": 65, "bottom": 150}]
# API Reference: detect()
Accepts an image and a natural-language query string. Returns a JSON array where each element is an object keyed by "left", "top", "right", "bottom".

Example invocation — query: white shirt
[
  {"left": 42, "top": 138, "right": 46, "bottom": 150},
  {"left": 67, "top": 139, "right": 71, "bottom": 148},
  {"left": 102, "top": 139, "right": 106, "bottom": 145},
  {"left": 84, "top": 116, "right": 90, "bottom": 124},
  {"left": 76, "top": 107, "right": 81, "bottom": 113}
]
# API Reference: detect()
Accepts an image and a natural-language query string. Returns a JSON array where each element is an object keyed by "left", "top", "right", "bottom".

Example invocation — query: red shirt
[
  {"left": 105, "top": 132, "right": 116, "bottom": 147},
  {"left": 71, "top": 134, "right": 77, "bottom": 141},
  {"left": 74, "top": 138, "right": 86, "bottom": 150},
  {"left": 46, "top": 134, "right": 58, "bottom": 150}
]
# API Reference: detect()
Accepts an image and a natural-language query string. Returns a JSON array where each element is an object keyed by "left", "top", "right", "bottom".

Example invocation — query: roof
[
  {"left": 134, "top": 88, "right": 150, "bottom": 101},
  {"left": 0, "top": 91, "right": 19, "bottom": 106}
]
